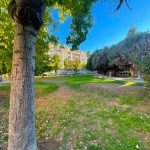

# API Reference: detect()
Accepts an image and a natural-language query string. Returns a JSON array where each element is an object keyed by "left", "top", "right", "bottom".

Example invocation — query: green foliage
[
  {"left": 48, "top": 54, "right": 62, "bottom": 74},
  {"left": 66, "top": 0, "right": 96, "bottom": 49},
  {"left": 64, "top": 58, "right": 81, "bottom": 72},
  {"left": 35, "top": 8, "right": 59, "bottom": 75},
  {"left": 142, "top": 60, "right": 150, "bottom": 97},
  {"left": 45, "top": 0, "right": 98, "bottom": 49},
  {"left": 86, "top": 53, "right": 95, "bottom": 71},
  {"left": 73, "top": 59, "right": 81, "bottom": 72},
  {"left": 35, "top": 28, "right": 50, "bottom": 75},
  {"left": 35, "top": 27, "right": 58, "bottom": 75},
  {"left": 143, "top": 55, "right": 150, "bottom": 75},
  {"left": 87, "top": 28, "right": 150, "bottom": 76},
  {"left": 143, "top": 75, "right": 150, "bottom": 97},
  {"left": 64, "top": 58, "right": 70, "bottom": 70},
  {"left": 0, "top": 0, "right": 14, "bottom": 74},
  {"left": 93, "top": 47, "right": 111, "bottom": 74}
]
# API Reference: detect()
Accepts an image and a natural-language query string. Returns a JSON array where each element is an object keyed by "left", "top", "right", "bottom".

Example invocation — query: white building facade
[{"left": 48, "top": 44, "right": 88, "bottom": 68}]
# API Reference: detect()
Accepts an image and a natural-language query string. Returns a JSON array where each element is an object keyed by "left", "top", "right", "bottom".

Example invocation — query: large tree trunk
[{"left": 8, "top": 23, "right": 38, "bottom": 150}]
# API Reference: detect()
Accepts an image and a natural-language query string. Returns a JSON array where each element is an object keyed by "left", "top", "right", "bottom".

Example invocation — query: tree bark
[{"left": 8, "top": 23, "right": 38, "bottom": 150}]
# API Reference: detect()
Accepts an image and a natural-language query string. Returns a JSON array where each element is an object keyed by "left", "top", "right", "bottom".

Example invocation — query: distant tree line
[
  {"left": 47, "top": 54, "right": 85, "bottom": 75},
  {"left": 87, "top": 27, "right": 150, "bottom": 77}
]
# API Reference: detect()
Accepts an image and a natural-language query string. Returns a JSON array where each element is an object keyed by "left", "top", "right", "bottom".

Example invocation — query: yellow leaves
[
  {"left": 54, "top": 2, "right": 72, "bottom": 23},
  {"left": 0, "top": 42, "right": 7, "bottom": 49},
  {"left": 0, "top": 30, "right": 5, "bottom": 35},
  {"left": 58, "top": 10, "right": 68, "bottom": 24},
  {"left": 54, "top": 2, "right": 60, "bottom": 9}
]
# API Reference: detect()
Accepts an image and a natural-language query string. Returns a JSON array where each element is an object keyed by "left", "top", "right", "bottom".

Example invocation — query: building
[{"left": 48, "top": 44, "right": 88, "bottom": 67}]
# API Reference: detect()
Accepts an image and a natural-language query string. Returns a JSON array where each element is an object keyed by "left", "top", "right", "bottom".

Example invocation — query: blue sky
[{"left": 51, "top": 0, "right": 150, "bottom": 52}]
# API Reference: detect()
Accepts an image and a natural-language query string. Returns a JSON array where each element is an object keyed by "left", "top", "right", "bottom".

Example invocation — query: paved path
[
  {"left": 95, "top": 75, "right": 144, "bottom": 83},
  {"left": 0, "top": 79, "right": 10, "bottom": 85}
]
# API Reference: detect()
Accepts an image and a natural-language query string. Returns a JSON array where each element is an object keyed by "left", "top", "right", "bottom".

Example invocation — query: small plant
[{"left": 120, "top": 97, "right": 136, "bottom": 105}]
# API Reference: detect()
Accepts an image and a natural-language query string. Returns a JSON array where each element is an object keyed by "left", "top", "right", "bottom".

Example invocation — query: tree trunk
[
  {"left": 55, "top": 69, "right": 57, "bottom": 75},
  {"left": 8, "top": 23, "right": 38, "bottom": 150},
  {"left": 109, "top": 71, "right": 112, "bottom": 77}
]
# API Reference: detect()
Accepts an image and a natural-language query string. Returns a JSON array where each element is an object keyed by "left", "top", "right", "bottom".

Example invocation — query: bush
[{"left": 143, "top": 75, "right": 150, "bottom": 98}]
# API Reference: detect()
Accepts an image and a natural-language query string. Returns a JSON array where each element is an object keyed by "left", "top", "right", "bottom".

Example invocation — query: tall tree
[
  {"left": 2, "top": 0, "right": 127, "bottom": 149},
  {"left": 87, "top": 30, "right": 150, "bottom": 77},
  {"left": 0, "top": 0, "right": 14, "bottom": 75}
]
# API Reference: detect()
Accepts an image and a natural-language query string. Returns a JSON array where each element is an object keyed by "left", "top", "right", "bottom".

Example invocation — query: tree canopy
[
  {"left": 87, "top": 28, "right": 150, "bottom": 76},
  {"left": 64, "top": 58, "right": 81, "bottom": 73}
]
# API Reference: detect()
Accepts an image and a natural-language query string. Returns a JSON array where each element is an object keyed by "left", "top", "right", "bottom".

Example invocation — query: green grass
[
  {"left": 0, "top": 85, "right": 10, "bottom": 91},
  {"left": 65, "top": 75, "right": 144, "bottom": 88},
  {"left": 34, "top": 80, "right": 59, "bottom": 97},
  {"left": 0, "top": 75, "right": 149, "bottom": 149},
  {"left": 0, "top": 75, "right": 143, "bottom": 93},
  {"left": 35, "top": 95, "right": 150, "bottom": 149},
  {"left": 0, "top": 80, "right": 59, "bottom": 97}
]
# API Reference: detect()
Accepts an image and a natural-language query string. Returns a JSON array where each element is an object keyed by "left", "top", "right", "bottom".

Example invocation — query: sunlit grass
[
  {"left": 0, "top": 80, "right": 59, "bottom": 97},
  {"left": 0, "top": 85, "right": 10, "bottom": 91},
  {"left": 120, "top": 81, "right": 137, "bottom": 87},
  {"left": 65, "top": 75, "right": 144, "bottom": 88}
]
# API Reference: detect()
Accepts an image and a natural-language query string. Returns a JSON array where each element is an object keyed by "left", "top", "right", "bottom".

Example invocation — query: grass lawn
[
  {"left": 34, "top": 81, "right": 60, "bottom": 98},
  {"left": 0, "top": 75, "right": 149, "bottom": 150}
]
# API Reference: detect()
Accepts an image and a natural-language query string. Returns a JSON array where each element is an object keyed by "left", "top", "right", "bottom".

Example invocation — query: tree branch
[{"left": 115, "top": 0, "right": 132, "bottom": 12}]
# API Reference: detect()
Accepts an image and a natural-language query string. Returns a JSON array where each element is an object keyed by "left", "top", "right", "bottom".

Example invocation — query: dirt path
[
  {"left": 35, "top": 86, "right": 84, "bottom": 150},
  {"left": 35, "top": 85, "right": 83, "bottom": 109},
  {"left": 39, "top": 77, "right": 66, "bottom": 84},
  {"left": 0, "top": 91, "right": 9, "bottom": 105}
]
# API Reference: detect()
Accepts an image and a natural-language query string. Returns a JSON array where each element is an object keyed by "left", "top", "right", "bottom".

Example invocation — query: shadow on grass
[
  {"left": 0, "top": 80, "right": 60, "bottom": 100},
  {"left": 65, "top": 75, "right": 144, "bottom": 89}
]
